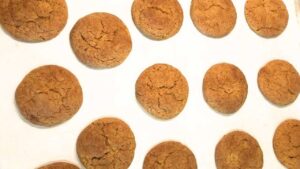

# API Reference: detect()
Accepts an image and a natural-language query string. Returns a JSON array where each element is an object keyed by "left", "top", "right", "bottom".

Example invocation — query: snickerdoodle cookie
[
  {"left": 15, "top": 65, "right": 83, "bottom": 126},
  {"left": 71, "top": 12, "right": 132, "bottom": 68},
  {"left": 76, "top": 117, "right": 136, "bottom": 169},
  {"left": 258, "top": 60, "right": 300, "bottom": 106},
  {"left": 191, "top": 0, "right": 237, "bottom": 37},
  {"left": 215, "top": 131, "right": 263, "bottom": 169},
  {"left": 203, "top": 63, "right": 248, "bottom": 114},
  {"left": 0, "top": 0, "right": 68, "bottom": 41},
  {"left": 136, "top": 64, "right": 189, "bottom": 119},
  {"left": 273, "top": 119, "right": 300, "bottom": 169},
  {"left": 143, "top": 141, "right": 197, "bottom": 169},
  {"left": 132, "top": 0, "right": 183, "bottom": 40},
  {"left": 245, "top": 0, "right": 289, "bottom": 38}
]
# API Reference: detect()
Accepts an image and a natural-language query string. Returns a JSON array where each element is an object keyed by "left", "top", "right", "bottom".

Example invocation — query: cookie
[
  {"left": 136, "top": 64, "right": 189, "bottom": 119},
  {"left": 191, "top": 0, "right": 237, "bottom": 38},
  {"left": 38, "top": 162, "right": 79, "bottom": 169},
  {"left": 203, "top": 63, "right": 248, "bottom": 114},
  {"left": 258, "top": 60, "right": 300, "bottom": 106},
  {"left": 143, "top": 141, "right": 197, "bottom": 169},
  {"left": 132, "top": 0, "right": 183, "bottom": 40},
  {"left": 245, "top": 0, "right": 289, "bottom": 38},
  {"left": 70, "top": 12, "right": 132, "bottom": 68},
  {"left": 273, "top": 119, "right": 300, "bottom": 169},
  {"left": 0, "top": 0, "right": 68, "bottom": 42},
  {"left": 215, "top": 131, "right": 263, "bottom": 169},
  {"left": 76, "top": 117, "right": 136, "bottom": 169},
  {"left": 15, "top": 65, "right": 83, "bottom": 127}
]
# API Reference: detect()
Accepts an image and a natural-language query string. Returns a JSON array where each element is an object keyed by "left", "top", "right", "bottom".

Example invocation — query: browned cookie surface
[
  {"left": 38, "top": 162, "right": 79, "bottom": 169},
  {"left": 136, "top": 64, "right": 189, "bottom": 119},
  {"left": 245, "top": 0, "right": 288, "bottom": 38},
  {"left": 0, "top": 0, "right": 68, "bottom": 42},
  {"left": 273, "top": 119, "right": 300, "bottom": 169},
  {"left": 132, "top": 0, "right": 183, "bottom": 40},
  {"left": 76, "top": 118, "right": 136, "bottom": 169},
  {"left": 215, "top": 131, "right": 263, "bottom": 169},
  {"left": 258, "top": 60, "right": 300, "bottom": 106},
  {"left": 143, "top": 141, "right": 197, "bottom": 169},
  {"left": 191, "top": 0, "right": 237, "bottom": 37},
  {"left": 15, "top": 65, "right": 83, "bottom": 127},
  {"left": 203, "top": 63, "right": 248, "bottom": 114},
  {"left": 71, "top": 13, "right": 132, "bottom": 68}
]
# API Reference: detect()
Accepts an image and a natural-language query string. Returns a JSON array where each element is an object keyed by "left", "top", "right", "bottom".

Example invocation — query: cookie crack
[
  {"left": 147, "top": 6, "right": 170, "bottom": 15},
  {"left": 202, "top": 3, "right": 226, "bottom": 11}
]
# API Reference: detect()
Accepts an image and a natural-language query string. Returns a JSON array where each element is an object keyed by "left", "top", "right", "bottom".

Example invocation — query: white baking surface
[{"left": 0, "top": 0, "right": 299, "bottom": 168}]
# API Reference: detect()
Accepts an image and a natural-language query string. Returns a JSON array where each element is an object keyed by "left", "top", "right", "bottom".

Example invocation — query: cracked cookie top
[
  {"left": 215, "top": 131, "right": 263, "bottom": 169},
  {"left": 191, "top": 0, "right": 237, "bottom": 38},
  {"left": 203, "top": 63, "right": 248, "bottom": 114},
  {"left": 245, "top": 0, "right": 289, "bottom": 38},
  {"left": 136, "top": 64, "right": 189, "bottom": 120},
  {"left": 131, "top": 0, "right": 183, "bottom": 40},
  {"left": 38, "top": 162, "right": 79, "bottom": 169},
  {"left": 70, "top": 12, "right": 132, "bottom": 68},
  {"left": 143, "top": 141, "right": 197, "bottom": 169},
  {"left": 0, "top": 0, "right": 68, "bottom": 42},
  {"left": 15, "top": 65, "right": 83, "bottom": 127},
  {"left": 258, "top": 60, "right": 300, "bottom": 106},
  {"left": 273, "top": 119, "right": 300, "bottom": 169},
  {"left": 76, "top": 118, "right": 136, "bottom": 169}
]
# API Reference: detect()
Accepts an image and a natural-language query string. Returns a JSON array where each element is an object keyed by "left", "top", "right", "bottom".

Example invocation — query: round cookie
[
  {"left": 15, "top": 65, "right": 83, "bottom": 127},
  {"left": 273, "top": 119, "right": 300, "bottom": 169},
  {"left": 258, "top": 60, "right": 300, "bottom": 106},
  {"left": 215, "top": 131, "right": 263, "bottom": 169},
  {"left": 143, "top": 141, "right": 197, "bottom": 169},
  {"left": 132, "top": 0, "right": 183, "bottom": 40},
  {"left": 38, "top": 162, "right": 79, "bottom": 169},
  {"left": 203, "top": 63, "right": 248, "bottom": 114},
  {"left": 76, "top": 117, "right": 136, "bottom": 169},
  {"left": 136, "top": 64, "right": 189, "bottom": 119},
  {"left": 191, "top": 0, "right": 237, "bottom": 38},
  {"left": 0, "top": 0, "right": 68, "bottom": 42},
  {"left": 245, "top": 0, "right": 289, "bottom": 38},
  {"left": 70, "top": 12, "right": 132, "bottom": 68}
]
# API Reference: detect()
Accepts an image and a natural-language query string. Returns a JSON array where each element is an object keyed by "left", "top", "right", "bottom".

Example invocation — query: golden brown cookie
[
  {"left": 143, "top": 141, "right": 197, "bottom": 169},
  {"left": 0, "top": 0, "right": 68, "bottom": 42},
  {"left": 70, "top": 12, "right": 132, "bottom": 68},
  {"left": 258, "top": 60, "right": 300, "bottom": 106},
  {"left": 215, "top": 131, "right": 263, "bottom": 169},
  {"left": 191, "top": 0, "right": 237, "bottom": 38},
  {"left": 273, "top": 119, "right": 300, "bottom": 169},
  {"left": 245, "top": 0, "right": 289, "bottom": 38},
  {"left": 37, "top": 162, "right": 79, "bottom": 169},
  {"left": 76, "top": 117, "right": 136, "bottom": 169},
  {"left": 136, "top": 64, "right": 189, "bottom": 119},
  {"left": 15, "top": 65, "right": 83, "bottom": 127},
  {"left": 203, "top": 63, "right": 248, "bottom": 114},
  {"left": 132, "top": 0, "right": 183, "bottom": 40}
]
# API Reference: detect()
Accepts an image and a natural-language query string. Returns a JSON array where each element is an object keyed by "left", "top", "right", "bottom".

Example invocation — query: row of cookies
[
  {"left": 0, "top": 0, "right": 291, "bottom": 71},
  {"left": 136, "top": 59, "right": 300, "bottom": 119},
  {"left": 15, "top": 59, "right": 299, "bottom": 127},
  {"left": 0, "top": 0, "right": 289, "bottom": 42},
  {"left": 36, "top": 118, "right": 300, "bottom": 169}
]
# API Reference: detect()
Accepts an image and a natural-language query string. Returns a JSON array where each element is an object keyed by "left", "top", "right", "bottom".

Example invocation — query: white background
[{"left": 0, "top": 0, "right": 299, "bottom": 168}]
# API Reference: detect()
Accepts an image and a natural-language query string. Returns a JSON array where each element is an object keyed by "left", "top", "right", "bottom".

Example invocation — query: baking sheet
[{"left": 0, "top": 0, "right": 299, "bottom": 168}]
